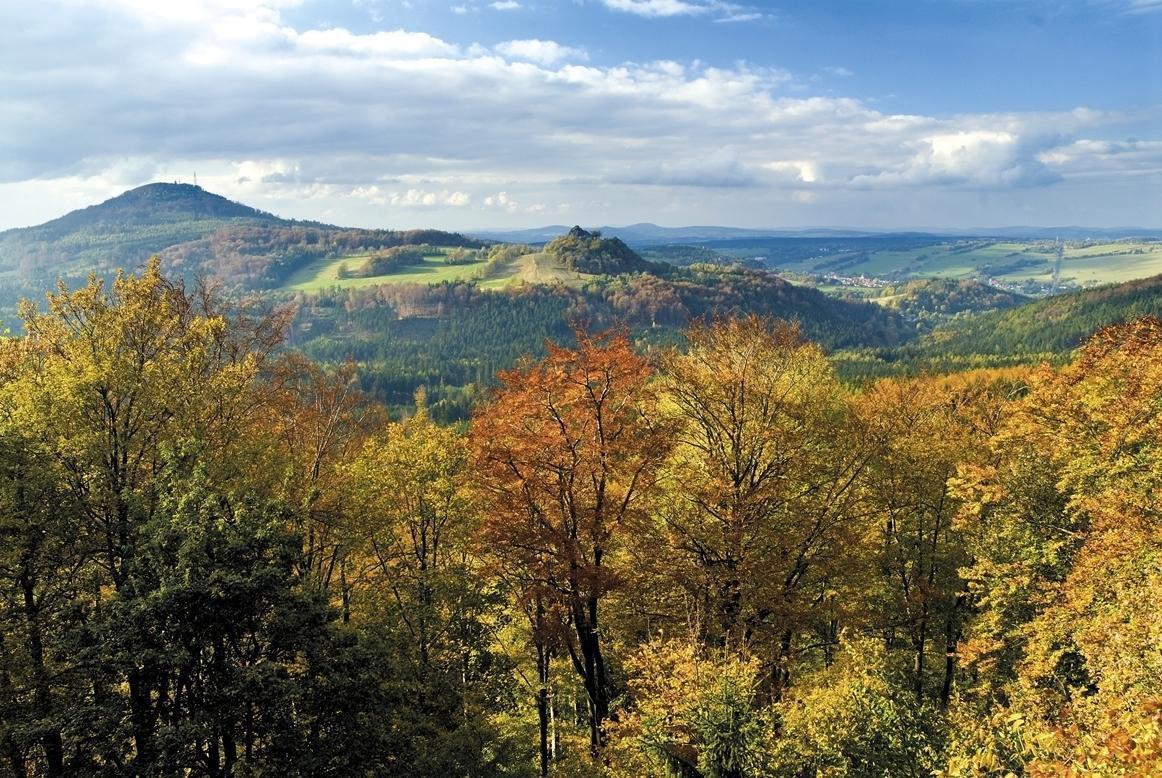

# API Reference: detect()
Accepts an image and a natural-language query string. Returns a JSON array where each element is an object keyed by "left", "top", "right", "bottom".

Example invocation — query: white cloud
[
  {"left": 494, "top": 39, "right": 587, "bottom": 64},
  {"left": 600, "top": 0, "right": 763, "bottom": 21},
  {"left": 601, "top": 0, "right": 714, "bottom": 17},
  {"left": 390, "top": 188, "right": 472, "bottom": 207},
  {"left": 490, "top": 0, "right": 520, "bottom": 9},
  {"left": 483, "top": 191, "right": 520, "bottom": 213},
  {"left": 847, "top": 129, "right": 1065, "bottom": 188},
  {"left": 0, "top": 0, "right": 1157, "bottom": 230},
  {"left": 296, "top": 28, "right": 459, "bottom": 58},
  {"left": 762, "top": 160, "right": 819, "bottom": 184},
  {"left": 1038, "top": 138, "right": 1162, "bottom": 176},
  {"left": 714, "top": 12, "right": 763, "bottom": 23}
]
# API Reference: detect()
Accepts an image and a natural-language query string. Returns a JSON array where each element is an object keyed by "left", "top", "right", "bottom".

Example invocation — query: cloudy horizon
[{"left": 1, "top": 0, "right": 1160, "bottom": 231}]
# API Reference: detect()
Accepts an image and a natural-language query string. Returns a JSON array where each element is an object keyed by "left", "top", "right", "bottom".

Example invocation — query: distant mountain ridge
[
  {"left": 471, "top": 223, "right": 1162, "bottom": 247},
  {"left": 9, "top": 183, "right": 292, "bottom": 236},
  {"left": 471, "top": 223, "right": 887, "bottom": 246}
]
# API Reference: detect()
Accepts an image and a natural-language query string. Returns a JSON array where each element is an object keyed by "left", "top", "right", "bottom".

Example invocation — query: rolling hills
[
  {"left": 920, "top": 272, "right": 1162, "bottom": 355},
  {"left": 0, "top": 183, "right": 485, "bottom": 297},
  {"left": 8, "top": 183, "right": 1162, "bottom": 418}
]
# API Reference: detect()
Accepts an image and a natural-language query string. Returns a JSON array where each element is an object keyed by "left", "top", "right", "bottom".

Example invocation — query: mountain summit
[
  {"left": 546, "top": 226, "right": 651, "bottom": 275},
  {"left": 8, "top": 183, "right": 288, "bottom": 239},
  {"left": 0, "top": 182, "right": 295, "bottom": 277}
]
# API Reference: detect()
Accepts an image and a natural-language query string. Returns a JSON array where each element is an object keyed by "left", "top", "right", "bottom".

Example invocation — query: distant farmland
[{"left": 751, "top": 239, "right": 1162, "bottom": 291}]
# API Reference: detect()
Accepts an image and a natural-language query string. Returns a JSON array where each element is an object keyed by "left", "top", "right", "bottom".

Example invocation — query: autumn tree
[
  {"left": 470, "top": 329, "right": 672, "bottom": 757},
  {"left": 343, "top": 392, "right": 523, "bottom": 775},
  {"left": 855, "top": 372, "right": 1014, "bottom": 706},
  {"left": 610, "top": 639, "right": 774, "bottom": 778},
  {"left": 266, "top": 354, "right": 377, "bottom": 597},
  {"left": 949, "top": 318, "right": 1162, "bottom": 775},
  {"left": 0, "top": 260, "right": 292, "bottom": 770},
  {"left": 652, "top": 316, "right": 872, "bottom": 692}
]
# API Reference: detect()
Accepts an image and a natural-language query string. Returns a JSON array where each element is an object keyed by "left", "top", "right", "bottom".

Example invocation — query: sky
[{"left": 0, "top": 0, "right": 1159, "bottom": 231}]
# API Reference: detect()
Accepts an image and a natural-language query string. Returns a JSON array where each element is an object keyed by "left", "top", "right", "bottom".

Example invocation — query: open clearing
[
  {"left": 284, "top": 252, "right": 487, "bottom": 291},
  {"left": 282, "top": 249, "right": 589, "bottom": 292},
  {"left": 477, "top": 252, "right": 588, "bottom": 289}
]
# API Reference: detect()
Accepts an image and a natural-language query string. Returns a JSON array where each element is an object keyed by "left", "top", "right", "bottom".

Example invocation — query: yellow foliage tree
[{"left": 950, "top": 318, "right": 1162, "bottom": 776}]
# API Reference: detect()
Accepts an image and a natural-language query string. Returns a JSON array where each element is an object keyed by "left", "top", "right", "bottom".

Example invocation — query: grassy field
[
  {"left": 477, "top": 251, "right": 588, "bottom": 289},
  {"left": 281, "top": 248, "right": 590, "bottom": 293},
  {"left": 285, "top": 252, "right": 488, "bottom": 291},
  {"left": 784, "top": 240, "right": 1162, "bottom": 289}
]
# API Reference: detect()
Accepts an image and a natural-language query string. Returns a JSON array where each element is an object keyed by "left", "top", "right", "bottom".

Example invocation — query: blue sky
[{"left": 0, "top": 0, "right": 1159, "bottom": 230}]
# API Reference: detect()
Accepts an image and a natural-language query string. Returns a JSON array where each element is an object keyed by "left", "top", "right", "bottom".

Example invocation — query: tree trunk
[
  {"left": 0, "top": 636, "right": 27, "bottom": 778},
  {"left": 19, "top": 567, "right": 63, "bottom": 777},
  {"left": 536, "top": 642, "right": 551, "bottom": 778},
  {"left": 128, "top": 668, "right": 157, "bottom": 773},
  {"left": 940, "top": 594, "right": 966, "bottom": 707},
  {"left": 550, "top": 683, "right": 558, "bottom": 763},
  {"left": 771, "top": 629, "right": 794, "bottom": 701},
  {"left": 571, "top": 594, "right": 609, "bottom": 756},
  {"left": 914, "top": 601, "right": 929, "bottom": 703}
]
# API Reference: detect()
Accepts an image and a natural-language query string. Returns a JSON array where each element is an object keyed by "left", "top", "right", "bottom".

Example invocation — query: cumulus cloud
[
  {"left": 494, "top": 39, "right": 587, "bottom": 64},
  {"left": 600, "top": 0, "right": 765, "bottom": 20},
  {"left": 849, "top": 130, "right": 1066, "bottom": 189},
  {"left": 1038, "top": 138, "right": 1162, "bottom": 176},
  {"left": 0, "top": 0, "right": 1157, "bottom": 229},
  {"left": 390, "top": 188, "right": 472, "bottom": 207}
]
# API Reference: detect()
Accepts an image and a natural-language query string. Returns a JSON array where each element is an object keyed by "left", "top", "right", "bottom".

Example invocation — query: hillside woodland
[
  {"left": 1, "top": 261, "right": 1159, "bottom": 776},
  {"left": 288, "top": 261, "right": 907, "bottom": 419},
  {"left": 544, "top": 226, "right": 654, "bottom": 275}
]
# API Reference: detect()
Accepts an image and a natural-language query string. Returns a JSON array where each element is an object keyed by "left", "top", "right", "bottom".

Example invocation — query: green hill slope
[
  {"left": 921, "top": 273, "right": 1162, "bottom": 355},
  {"left": 288, "top": 261, "right": 911, "bottom": 419},
  {"left": 0, "top": 183, "right": 292, "bottom": 277}
]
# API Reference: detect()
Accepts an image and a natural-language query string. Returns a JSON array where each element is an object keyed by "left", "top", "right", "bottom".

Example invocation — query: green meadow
[
  {"left": 285, "top": 251, "right": 488, "bottom": 291},
  {"left": 283, "top": 249, "right": 591, "bottom": 292}
]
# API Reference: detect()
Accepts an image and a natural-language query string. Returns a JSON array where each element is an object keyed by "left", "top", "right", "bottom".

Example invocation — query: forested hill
[
  {"left": 0, "top": 183, "right": 296, "bottom": 276},
  {"left": 292, "top": 263, "right": 908, "bottom": 418},
  {"left": 7, "top": 262, "right": 1162, "bottom": 776},
  {"left": 920, "top": 272, "right": 1162, "bottom": 354},
  {"left": 544, "top": 226, "right": 653, "bottom": 274},
  {"left": 0, "top": 183, "right": 485, "bottom": 294},
  {"left": 878, "top": 278, "right": 1028, "bottom": 319}
]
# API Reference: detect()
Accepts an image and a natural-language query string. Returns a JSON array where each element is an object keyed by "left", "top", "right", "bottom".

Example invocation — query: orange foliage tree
[{"left": 469, "top": 329, "right": 672, "bottom": 757}]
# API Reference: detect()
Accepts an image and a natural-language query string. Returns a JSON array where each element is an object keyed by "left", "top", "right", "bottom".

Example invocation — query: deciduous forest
[{"left": 1, "top": 261, "right": 1159, "bottom": 776}]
